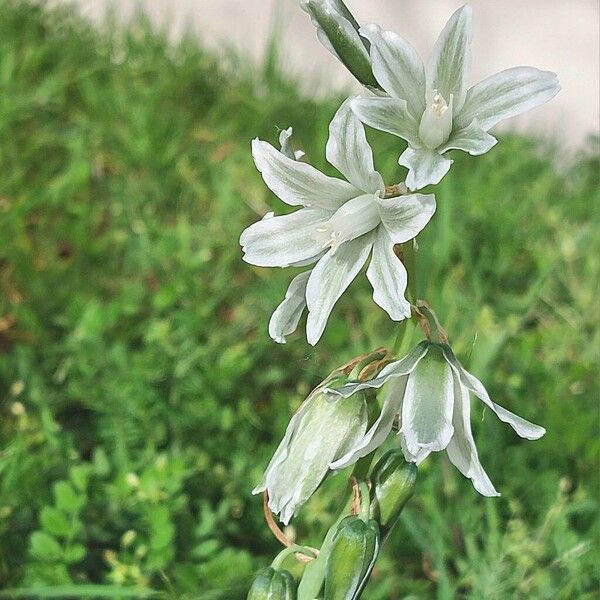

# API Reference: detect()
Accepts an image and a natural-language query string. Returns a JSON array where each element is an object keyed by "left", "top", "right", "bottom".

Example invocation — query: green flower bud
[
  {"left": 248, "top": 567, "right": 297, "bottom": 600},
  {"left": 369, "top": 450, "right": 417, "bottom": 533},
  {"left": 324, "top": 516, "right": 380, "bottom": 600},
  {"left": 300, "top": 0, "right": 379, "bottom": 88}
]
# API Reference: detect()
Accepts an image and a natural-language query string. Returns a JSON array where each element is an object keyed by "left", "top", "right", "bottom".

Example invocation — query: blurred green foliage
[{"left": 0, "top": 1, "right": 598, "bottom": 598}]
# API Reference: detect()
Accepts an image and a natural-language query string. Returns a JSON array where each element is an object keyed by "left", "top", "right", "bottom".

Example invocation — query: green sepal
[
  {"left": 324, "top": 515, "right": 380, "bottom": 600},
  {"left": 248, "top": 566, "right": 297, "bottom": 600},
  {"left": 369, "top": 450, "right": 417, "bottom": 534}
]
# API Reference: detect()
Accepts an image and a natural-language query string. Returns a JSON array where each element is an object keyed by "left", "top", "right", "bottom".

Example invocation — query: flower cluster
[{"left": 242, "top": 3, "right": 558, "bottom": 592}]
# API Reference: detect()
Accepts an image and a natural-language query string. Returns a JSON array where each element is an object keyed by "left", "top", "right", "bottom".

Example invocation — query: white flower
[
  {"left": 240, "top": 100, "right": 436, "bottom": 346},
  {"left": 253, "top": 377, "right": 370, "bottom": 525},
  {"left": 324, "top": 341, "right": 546, "bottom": 496},
  {"left": 351, "top": 4, "right": 560, "bottom": 190}
]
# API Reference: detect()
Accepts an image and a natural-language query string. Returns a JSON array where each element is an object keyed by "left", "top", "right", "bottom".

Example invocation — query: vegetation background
[{"left": 0, "top": 1, "right": 598, "bottom": 598}]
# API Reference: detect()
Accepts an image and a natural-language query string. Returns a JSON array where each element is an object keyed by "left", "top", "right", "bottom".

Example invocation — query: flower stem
[
  {"left": 391, "top": 240, "right": 419, "bottom": 356},
  {"left": 271, "top": 544, "right": 317, "bottom": 569},
  {"left": 359, "top": 481, "right": 371, "bottom": 521}
]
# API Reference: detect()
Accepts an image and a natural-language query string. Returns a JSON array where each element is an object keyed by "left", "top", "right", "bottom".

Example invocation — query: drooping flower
[
  {"left": 324, "top": 340, "right": 546, "bottom": 496},
  {"left": 240, "top": 100, "right": 436, "bottom": 346},
  {"left": 253, "top": 374, "right": 370, "bottom": 525},
  {"left": 351, "top": 4, "right": 560, "bottom": 190},
  {"left": 254, "top": 349, "right": 393, "bottom": 524}
]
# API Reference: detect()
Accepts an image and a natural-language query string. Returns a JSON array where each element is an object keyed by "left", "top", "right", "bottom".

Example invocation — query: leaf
[
  {"left": 0, "top": 585, "right": 161, "bottom": 598},
  {"left": 69, "top": 465, "right": 90, "bottom": 491},
  {"left": 63, "top": 544, "right": 86, "bottom": 564},
  {"left": 40, "top": 507, "right": 70, "bottom": 538},
  {"left": 192, "top": 538, "right": 220, "bottom": 559},
  {"left": 30, "top": 532, "right": 63, "bottom": 561},
  {"left": 54, "top": 481, "right": 84, "bottom": 514}
]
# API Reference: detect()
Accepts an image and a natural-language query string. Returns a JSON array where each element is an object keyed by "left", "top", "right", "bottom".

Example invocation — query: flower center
[
  {"left": 418, "top": 90, "right": 453, "bottom": 150},
  {"left": 314, "top": 194, "right": 380, "bottom": 254}
]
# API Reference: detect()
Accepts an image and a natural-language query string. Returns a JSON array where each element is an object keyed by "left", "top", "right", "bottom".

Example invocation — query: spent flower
[
  {"left": 351, "top": 4, "right": 560, "bottom": 190},
  {"left": 241, "top": 100, "right": 436, "bottom": 345}
]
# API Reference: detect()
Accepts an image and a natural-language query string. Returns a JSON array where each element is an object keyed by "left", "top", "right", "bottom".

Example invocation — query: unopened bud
[
  {"left": 324, "top": 515, "right": 380, "bottom": 600},
  {"left": 248, "top": 567, "right": 297, "bottom": 600},
  {"left": 301, "top": 0, "right": 378, "bottom": 88},
  {"left": 369, "top": 450, "right": 417, "bottom": 532}
]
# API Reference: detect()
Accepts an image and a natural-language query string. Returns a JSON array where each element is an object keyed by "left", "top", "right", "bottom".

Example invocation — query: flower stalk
[{"left": 242, "top": 2, "right": 558, "bottom": 597}]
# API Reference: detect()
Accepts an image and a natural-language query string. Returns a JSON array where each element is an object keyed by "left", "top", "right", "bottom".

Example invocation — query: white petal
[
  {"left": 440, "top": 120, "right": 497, "bottom": 155},
  {"left": 399, "top": 147, "right": 453, "bottom": 191},
  {"left": 326, "top": 99, "right": 384, "bottom": 194},
  {"left": 376, "top": 192, "right": 436, "bottom": 243},
  {"left": 278, "top": 127, "right": 304, "bottom": 161},
  {"left": 366, "top": 227, "right": 411, "bottom": 321},
  {"left": 252, "top": 138, "right": 359, "bottom": 210},
  {"left": 351, "top": 96, "right": 421, "bottom": 148},
  {"left": 402, "top": 345, "right": 454, "bottom": 455},
  {"left": 252, "top": 392, "right": 317, "bottom": 495},
  {"left": 305, "top": 235, "right": 373, "bottom": 345},
  {"left": 323, "top": 341, "right": 430, "bottom": 399},
  {"left": 446, "top": 372, "right": 499, "bottom": 496},
  {"left": 442, "top": 346, "right": 546, "bottom": 440},
  {"left": 322, "top": 193, "right": 381, "bottom": 249},
  {"left": 240, "top": 208, "right": 330, "bottom": 267},
  {"left": 268, "top": 271, "right": 311, "bottom": 343},
  {"left": 330, "top": 376, "right": 406, "bottom": 470},
  {"left": 400, "top": 434, "right": 431, "bottom": 465},
  {"left": 427, "top": 5, "right": 473, "bottom": 112},
  {"left": 457, "top": 67, "right": 560, "bottom": 131},
  {"left": 360, "top": 24, "right": 426, "bottom": 119}
]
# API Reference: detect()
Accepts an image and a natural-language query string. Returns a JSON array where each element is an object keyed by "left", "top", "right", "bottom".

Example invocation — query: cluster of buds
[{"left": 243, "top": 0, "right": 556, "bottom": 597}]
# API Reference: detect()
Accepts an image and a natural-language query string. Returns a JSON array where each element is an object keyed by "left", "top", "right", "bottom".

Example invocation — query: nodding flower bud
[
  {"left": 300, "top": 0, "right": 379, "bottom": 89},
  {"left": 248, "top": 567, "right": 297, "bottom": 600},
  {"left": 254, "top": 350, "right": 393, "bottom": 525},
  {"left": 253, "top": 377, "right": 369, "bottom": 525},
  {"left": 324, "top": 515, "right": 380, "bottom": 600},
  {"left": 369, "top": 450, "right": 417, "bottom": 533}
]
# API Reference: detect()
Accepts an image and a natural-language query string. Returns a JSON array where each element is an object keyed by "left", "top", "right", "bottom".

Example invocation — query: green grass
[{"left": 0, "top": 1, "right": 598, "bottom": 598}]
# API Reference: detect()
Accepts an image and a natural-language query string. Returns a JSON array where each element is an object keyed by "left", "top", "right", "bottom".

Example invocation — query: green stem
[
  {"left": 271, "top": 544, "right": 316, "bottom": 570},
  {"left": 391, "top": 317, "right": 416, "bottom": 356},
  {"left": 390, "top": 240, "right": 419, "bottom": 356},
  {"left": 297, "top": 454, "right": 376, "bottom": 600},
  {"left": 359, "top": 481, "right": 370, "bottom": 521},
  {"left": 403, "top": 240, "right": 418, "bottom": 303}
]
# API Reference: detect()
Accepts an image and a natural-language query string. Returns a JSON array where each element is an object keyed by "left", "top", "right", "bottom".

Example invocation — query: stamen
[{"left": 418, "top": 90, "right": 454, "bottom": 150}]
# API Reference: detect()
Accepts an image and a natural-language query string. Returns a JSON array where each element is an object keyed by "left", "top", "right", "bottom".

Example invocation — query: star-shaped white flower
[
  {"left": 324, "top": 341, "right": 546, "bottom": 496},
  {"left": 240, "top": 101, "right": 436, "bottom": 345},
  {"left": 351, "top": 4, "right": 560, "bottom": 190}
]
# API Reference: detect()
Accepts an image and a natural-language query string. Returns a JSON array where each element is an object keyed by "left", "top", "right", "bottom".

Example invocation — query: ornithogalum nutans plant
[{"left": 241, "top": 2, "right": 559, "bottom": 597}]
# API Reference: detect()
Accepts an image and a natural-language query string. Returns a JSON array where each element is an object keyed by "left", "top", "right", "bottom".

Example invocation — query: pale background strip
[{"left": 55, "top": 0, "right": 599, "bottom": 148}]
